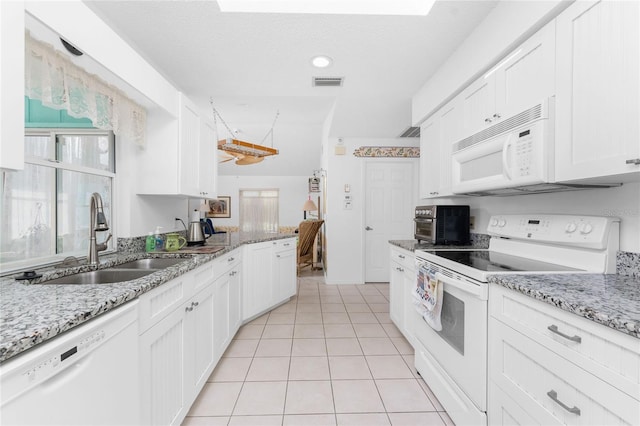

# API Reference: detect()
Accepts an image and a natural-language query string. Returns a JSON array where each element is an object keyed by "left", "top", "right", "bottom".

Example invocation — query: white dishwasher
[{"left": 0, "top": 301, "right": 140, "bottom": 425}]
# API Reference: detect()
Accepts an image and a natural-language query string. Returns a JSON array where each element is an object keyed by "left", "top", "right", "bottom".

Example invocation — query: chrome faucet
[{"left": 88, "top": 192, "right": 112, "bottom": 266}]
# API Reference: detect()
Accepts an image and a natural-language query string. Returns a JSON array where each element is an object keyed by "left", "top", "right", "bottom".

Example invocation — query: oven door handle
[{"left": 434, "top": 272, "right": 487, "bottom": 300}]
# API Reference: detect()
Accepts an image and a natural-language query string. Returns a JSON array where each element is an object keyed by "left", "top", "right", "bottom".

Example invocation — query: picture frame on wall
[{"left": 206, "top": 196, "right": 231, "bottom": 218}]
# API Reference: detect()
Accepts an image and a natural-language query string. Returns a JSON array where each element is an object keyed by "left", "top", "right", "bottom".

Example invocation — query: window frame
[
  {"left": 239, "top": 188, "right": 280, "bottom": 234},
  {"left": 1, "top": 129, "right": 116, "bottom": 273}
]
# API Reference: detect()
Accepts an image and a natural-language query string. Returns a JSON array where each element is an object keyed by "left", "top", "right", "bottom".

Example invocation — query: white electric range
[{"left": 411, "top": 214, "right": 620, "bottom": 426}]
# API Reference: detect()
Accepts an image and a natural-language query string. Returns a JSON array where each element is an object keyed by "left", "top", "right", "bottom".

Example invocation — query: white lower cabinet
[
  {"left": 274, "top": 239, "right": 297, "bottom": 303},
  {"left": 139, "top": 250, "right": 243, "bottom": 426},
  {"left": 488, "top": 285, "right": 640, "bottom": 425},
  {"left": 213, "top": 254, "right": 242, "bottom": 360},
  {"left": 389, "top": 245, "right": 415, "bottom": 342},
  {"left": 243, "top": 238, "right": 297, "bottom": 321},
  {"left": 139, "top": 301, "right": 188, "bottom": 426}
]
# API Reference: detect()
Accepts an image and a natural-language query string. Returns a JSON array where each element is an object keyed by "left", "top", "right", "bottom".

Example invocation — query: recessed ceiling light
[
  {"left": 217, "top": 0, "right": 435, "bottom": 16},
  {"left": 312, "top": 55, "right": 333, "bottom": 68}
]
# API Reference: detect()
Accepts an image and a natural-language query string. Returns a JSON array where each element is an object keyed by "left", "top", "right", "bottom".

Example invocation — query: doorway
[{"left": 364, "top": 160, "right": 415, "bottom": 282}]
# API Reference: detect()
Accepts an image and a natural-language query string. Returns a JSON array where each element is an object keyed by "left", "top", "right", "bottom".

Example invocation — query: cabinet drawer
[
  {"left": 193, "top": 263, "right": 215, "bottom": 293},
  {"left": 490, "top": 285, "right": 640, "bottom": 399},
  {"left": 490, "top": 319, "right": 639, "bottom": 425},
  {"left": 489, "top": 380, "right": 544, "bottom": 426},
  {"left": 390, "top": 246, "right": 415, "bottom": 270},
  {"left": 216, "top": 248, "right": 241, "bottom": 270},
  {"left": 273, "top": 238, "right": 296, "bottom": 252},
  {"left": 138, "top": 271, "right": 193, "bottom": 333}
]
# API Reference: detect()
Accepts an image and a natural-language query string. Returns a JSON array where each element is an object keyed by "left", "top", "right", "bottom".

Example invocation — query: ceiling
[{"left": 81, "top": 0, "right": 498, "bottom": 175}]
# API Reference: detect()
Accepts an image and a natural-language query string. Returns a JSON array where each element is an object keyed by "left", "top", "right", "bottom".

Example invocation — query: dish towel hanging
[{"left": 412, "top": 264, "right": 443, "bottom": 331}]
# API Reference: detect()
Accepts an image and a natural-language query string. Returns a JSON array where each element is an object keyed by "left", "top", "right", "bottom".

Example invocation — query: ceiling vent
[
  {"left": 399, "top": 126, "right": 420, "bottom": 138},
  {"left": 312, "top": 77, "right": 344, "bottom": 87}
]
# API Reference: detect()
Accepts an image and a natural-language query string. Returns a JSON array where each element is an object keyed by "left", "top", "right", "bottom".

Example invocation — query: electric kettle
[{"left": 186, "top": 216, "right": 214, "bottom": 246}]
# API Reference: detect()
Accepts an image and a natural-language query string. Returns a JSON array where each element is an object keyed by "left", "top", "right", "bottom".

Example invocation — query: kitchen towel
[{"left": 412, "top": 264, "right": 443, "bottom": 331}]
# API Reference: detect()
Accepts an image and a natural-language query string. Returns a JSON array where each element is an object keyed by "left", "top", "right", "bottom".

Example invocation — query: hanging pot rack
[{"left": 211, "top": 99, "right": 279, "bottom": 165}]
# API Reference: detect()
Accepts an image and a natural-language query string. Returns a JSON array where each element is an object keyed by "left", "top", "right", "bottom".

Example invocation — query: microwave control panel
[{"left": 514, "top": 129, "right": 534, "bottom": 177}]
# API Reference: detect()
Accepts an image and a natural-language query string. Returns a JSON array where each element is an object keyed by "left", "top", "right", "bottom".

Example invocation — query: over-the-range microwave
[{"left": 451, "top": 98, "right": 556, "bottom": 195}]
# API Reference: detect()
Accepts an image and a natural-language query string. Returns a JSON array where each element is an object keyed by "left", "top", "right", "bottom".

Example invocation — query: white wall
[
  {"left": 324, "top": 137, "right": 420, "bottom": 285},
  {"left": 194, "top": 175, "right": 314, "bottom": 230},
  {"left": 430, "top": 182, "right": 640, "bottom": 253},
  {"left": 412, "top": 0, "right": 570, "bottom": 124}
]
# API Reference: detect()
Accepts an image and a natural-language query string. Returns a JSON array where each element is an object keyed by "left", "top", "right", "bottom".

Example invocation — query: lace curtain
[{"left": 24, "top": 32, "right": 147, "bottom": 146}]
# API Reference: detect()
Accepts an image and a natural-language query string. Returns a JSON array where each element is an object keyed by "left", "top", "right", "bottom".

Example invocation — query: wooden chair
[{"left": 297, "top": 219, "right": 324, "bottom": 274}]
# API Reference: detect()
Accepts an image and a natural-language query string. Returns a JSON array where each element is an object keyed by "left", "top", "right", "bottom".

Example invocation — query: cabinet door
[
  {"left": 199, "top": 119, "right": 217, "bottom": 198},
  {"left": 494, "top": 22, "right": 556, "bottom": 118},
  {"left": 242, "top": 242, "right": 274, "bottom": 320},
  {"left": 140, "top": 307, "right": 187, "bottom": 426},
  {"left": 460, "top": 75, "right": 496, "bottom": 137},
  {"left": 213, "top": 270, "right": 232, "bottom": 360},
  {"left": 178, "top": 94, "right": 201, "bottom": 196},
  {"left": 389, "top": 259, "right": 405, "bottom": 331},
  {"left": 555, "top": 0, "right": 640, "bottom": 182},
  {"left": 419, "top": 118, "right": 441, "bottom": 198},
  {"left": 402, "top": 266, "right": 416, "bottom": 346},
  {"left": 187, "top": 284, "right": 216, "bottom": 400},
  {"left": 437, "top": 100, "right": 461, "bottom": 197},
  {"left": 229, "top": 265, "right": 243, "bottom": 336},
  {"left": 274, "top": 241, "right": 296, "bottom": 303}
]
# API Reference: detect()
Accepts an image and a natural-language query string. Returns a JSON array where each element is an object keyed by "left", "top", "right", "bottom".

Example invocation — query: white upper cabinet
[
  {"left": 554, "top": 0, "right": 640, "bottom": 183},
  {"left": 460, "top": 22, "right": 556, "bottom": 139},
  {"left": 419, "top": 98, "right": 460, "bottom": 199},
  {"left": 199, "top": 118, "right": 218, "bottom": 198},
  {"left": 438, "top": 99, "right": 462, "bottom": 197},
  {"left": 419, "top": 117, "right": 441, "bottom": 198},
  {"left": 138, "top": 93, "right": 216, "bottom": 197},
  {"left": 0, "top": 1, "right": 24, "bottom": 171},
  {"left": 178, "top": 95, "right": 201, "bottom": 197}
]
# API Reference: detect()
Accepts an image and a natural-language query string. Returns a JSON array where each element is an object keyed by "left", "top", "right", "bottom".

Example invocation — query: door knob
[{"left": 365, "top": 226, "right": 373, "bottom": 230}]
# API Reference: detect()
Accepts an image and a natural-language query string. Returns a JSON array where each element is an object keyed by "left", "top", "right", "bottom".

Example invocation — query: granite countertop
[
  {"left": 0, "top": 232, "right": 296, "bottom": 363},
  {"left": 489, "top": 274, "right": 640, "bottom": 339}
]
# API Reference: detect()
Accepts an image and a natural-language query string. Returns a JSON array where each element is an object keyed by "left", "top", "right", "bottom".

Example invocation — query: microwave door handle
[{"left": 502, "top": 133, "right": 513, "bottom": 180}]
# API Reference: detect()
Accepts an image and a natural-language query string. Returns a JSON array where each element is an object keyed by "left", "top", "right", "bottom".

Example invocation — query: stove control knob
[
  {"left": 579, "top": 223, "right": 593, "bottom": 234},
  {"left": 565, "top": 223, "right": 577, "bottom": 233},
  {"left": 498, "top": 219, "right": 506, "bottom": 227},
  {"left": 490, "top": 218, "right": 499, "bottom": 227}
]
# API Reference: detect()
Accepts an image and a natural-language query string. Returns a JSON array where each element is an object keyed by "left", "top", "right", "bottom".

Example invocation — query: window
[
  {"left": 0, "top": 130, "right": 115, "bottom": 271},
  {"left": 239, "top": 189, "right": 279, "bottom": 233}
]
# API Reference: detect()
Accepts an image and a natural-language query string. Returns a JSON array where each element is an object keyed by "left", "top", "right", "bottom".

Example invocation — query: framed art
[{"left": 207, "top": 196, "right": 231, "bottom": 218}]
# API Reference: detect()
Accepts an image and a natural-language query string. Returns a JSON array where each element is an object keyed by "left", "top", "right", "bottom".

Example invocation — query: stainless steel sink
[
  {"left": 42, "top": 269, "right": 156, "bottom": 285},
  {"left": 116, "top": 258, "right": 187, "bottom": 269}
]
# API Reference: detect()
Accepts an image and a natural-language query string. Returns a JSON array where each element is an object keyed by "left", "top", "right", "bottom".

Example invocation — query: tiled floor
[{"left": 182, "top": 270, "right": 453, "bottom": 426}]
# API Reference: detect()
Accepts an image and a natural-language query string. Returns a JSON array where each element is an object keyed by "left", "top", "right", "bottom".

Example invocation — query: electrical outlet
[{"left": 469, "top": 216, "right": 475, "bottom": 230}]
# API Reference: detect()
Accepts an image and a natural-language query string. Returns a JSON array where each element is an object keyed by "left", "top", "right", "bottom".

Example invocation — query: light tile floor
[{"left": 183, "top": 270, "right": 454, "bottom": 426}]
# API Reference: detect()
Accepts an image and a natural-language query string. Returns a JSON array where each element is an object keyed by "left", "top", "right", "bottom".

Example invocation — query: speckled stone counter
[
  {"left": 0, "top": 232, "right": 295, "bottom": 363},
  {"left": 489, "top": 274, "right": 640, "bottom": 338}
]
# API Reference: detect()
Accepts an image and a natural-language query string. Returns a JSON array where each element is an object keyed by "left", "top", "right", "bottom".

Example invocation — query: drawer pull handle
[
  {"left": 398, "top": 255, "right": 405, "bottom": 259},
  {"left": 396, "top": 267, "right": 404, "bottom": 272},
  {"left": 228, "top": 257, "right": 234, "bottom": 262},
  {"left": 547, "top": 390, "right": 581, "bottom": 416},
  {"left": 547, "top": 325, "right": 582, "bottom": 343},
  {"left": 185, "top": 306, "right": 193, "bottom": 312}
]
